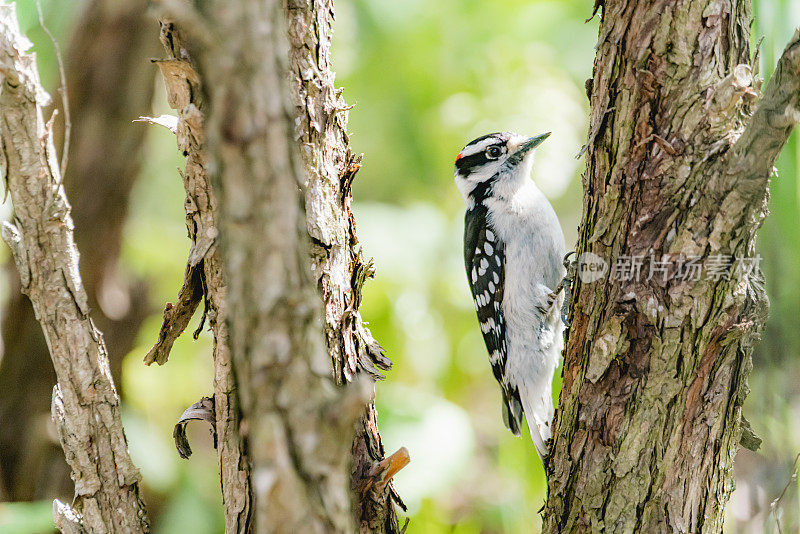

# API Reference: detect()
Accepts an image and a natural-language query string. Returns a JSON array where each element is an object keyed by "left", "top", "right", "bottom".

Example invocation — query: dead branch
[{"left": 0, "top": 5, "right": 148, "bottom": 532}]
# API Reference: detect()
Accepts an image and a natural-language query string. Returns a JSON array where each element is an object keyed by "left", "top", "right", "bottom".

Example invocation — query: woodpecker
[{"left": 455, "top": 131, "right": 566, "bottom": 461}]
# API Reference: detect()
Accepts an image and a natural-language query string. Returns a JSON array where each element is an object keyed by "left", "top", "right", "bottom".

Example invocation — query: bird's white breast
[{"left": 484, "top": 179, "right": 565, "bottom": 407}]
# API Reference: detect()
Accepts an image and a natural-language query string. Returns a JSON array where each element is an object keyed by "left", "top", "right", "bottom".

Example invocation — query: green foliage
[{"left": 0, "top": 501, "right": 54, "bottom": 534}]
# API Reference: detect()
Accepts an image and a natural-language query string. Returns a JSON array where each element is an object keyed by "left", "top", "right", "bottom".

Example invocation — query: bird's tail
[
  {"left": 522, "top": 388, "right": 555, "bottom": 462},
  {"left": 528, "top": 417, "right": 550, "bottom": 461},
  {"left": 501, "top": 388, "right": 525, "bottom": 436}
]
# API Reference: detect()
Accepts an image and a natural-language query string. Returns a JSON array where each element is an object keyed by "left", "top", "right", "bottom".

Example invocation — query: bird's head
[{"left": 454, "top": 131, "right": 550, "bottom": 204}]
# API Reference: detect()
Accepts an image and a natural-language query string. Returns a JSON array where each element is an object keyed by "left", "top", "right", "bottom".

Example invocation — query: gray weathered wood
[{"left": 0, "top": 5, "right": 148, "bottom": 533}]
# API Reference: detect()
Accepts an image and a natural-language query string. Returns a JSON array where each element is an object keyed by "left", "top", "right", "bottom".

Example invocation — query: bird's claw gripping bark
[
  {"left": 542, "top": 252, "right": 577, "bottom": 326},
  {"left": 559, "top": 251, "right": 577, "bottom": 327},
  {"left": 538, "top": 252, "right": 577, "bottom": 320}
]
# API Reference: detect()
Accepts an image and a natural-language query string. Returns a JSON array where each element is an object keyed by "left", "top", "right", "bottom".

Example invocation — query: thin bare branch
[
  {"left": 0, "top": 4, "right": 148, "bottom": 532},
  {"left": 35, "top": 0, "right": 70, "bottom": 180},
  {"left": 769, "top": 452, "right": 800, "bottom": 534}
]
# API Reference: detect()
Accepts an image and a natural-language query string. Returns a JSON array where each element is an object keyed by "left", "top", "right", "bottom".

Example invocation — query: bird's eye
[{"left": 486, "top": 146, "right": 503, "bottom": 159}]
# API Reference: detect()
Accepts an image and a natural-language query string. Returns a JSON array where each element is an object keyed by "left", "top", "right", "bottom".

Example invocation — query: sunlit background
[{"left": 0, "top": 1, "right": 798, "bottom": 532}]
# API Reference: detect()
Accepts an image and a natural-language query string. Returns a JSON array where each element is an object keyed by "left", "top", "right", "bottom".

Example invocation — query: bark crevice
[{"left": 544, "top": 1, "right": 792, "bottom": 532}]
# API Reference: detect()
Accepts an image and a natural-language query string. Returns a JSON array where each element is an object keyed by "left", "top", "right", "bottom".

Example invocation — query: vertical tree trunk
[
  {"left": 544, "top": 2, "right": 800, "bottom": 532},
  {"left": 151, "top": 0, "right": 404, "bottom": 531},
  {"left": 0, "top": 0, "right": 157, "bottom": 501},
  {"left": 188, "top": 1, "right": 363, "bottom": 530}
]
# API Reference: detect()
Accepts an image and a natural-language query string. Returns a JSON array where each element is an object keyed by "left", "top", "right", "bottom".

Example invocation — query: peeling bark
[
  {"left": 146, "top": 19, "right": 252, "bottom": 533},
  {"left": 0, "top": 5, "right": 148, "bottom": 532},
  {"left": 544, "top": 2, "right": 800, "bottom": 533},
  {"left": 285, "top": 1, "right": 403, "bottom": 531}
]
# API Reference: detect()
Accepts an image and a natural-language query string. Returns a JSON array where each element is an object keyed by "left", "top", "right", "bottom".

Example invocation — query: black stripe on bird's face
[
  {"left": 464, "top": 132, "right": 502, "bottom": 146},
  {"left": 455, "top": 151, "right": 491, "bottom": 177},
  {"left": 455, "top": 132, "right": 510, "bottom": 178}
]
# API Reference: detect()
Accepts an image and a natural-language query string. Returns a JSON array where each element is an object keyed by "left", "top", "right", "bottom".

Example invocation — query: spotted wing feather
[{"left": 464, "top": 207, "right": 524, "bottom": 435}]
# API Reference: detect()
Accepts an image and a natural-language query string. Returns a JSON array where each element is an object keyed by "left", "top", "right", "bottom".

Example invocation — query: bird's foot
[
  {"left": 537, "top": 252, "right": 578, "bottom": 320},
  {"left": 558, "top": 252, "right": 578, "bottom": 327}
]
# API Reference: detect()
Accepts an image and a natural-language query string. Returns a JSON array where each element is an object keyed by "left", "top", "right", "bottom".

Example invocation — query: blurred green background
[{"left": 0, "top": 1, "right": 798, "bottom": 533}]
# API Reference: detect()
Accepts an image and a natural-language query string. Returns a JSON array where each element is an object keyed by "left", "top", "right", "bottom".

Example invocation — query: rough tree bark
[
  {"left": 189, "top": 1, "right": 366, "bottom": 530},
  {"left": 144, "top": 19, "right": 252, "bottom": 534},
  {"left": 149, "top": 0, "right": 404, "bottom": 532},
  {"left": 0, "top": 0, "right": 157, "bottom": 501},
  {"left": 544, "top": 2, "right": 800, "bottom": 533},
  {"left": 0, "top": 5, "right": 148, "bottom": 532},
  {"left": 285, "top": 2, "right": 406, "bottom": 532}
]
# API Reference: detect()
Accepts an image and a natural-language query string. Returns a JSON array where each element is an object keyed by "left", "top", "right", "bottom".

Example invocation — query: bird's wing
[{"left": 464, "top": 212, "right": 524, "bottom": 435}]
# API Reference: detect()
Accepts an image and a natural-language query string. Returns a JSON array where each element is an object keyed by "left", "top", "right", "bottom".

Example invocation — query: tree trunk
[
  {"left": 0, "top": 0, "right": 157, "bottom": 502},
  {"left": 187, "top": 1, "right": 364, "bottom": 530},
  {"left": 151, "top": 0, "right": 404, "bottom": 531},
  {"left": 544, "top": 2, "right": 800, "bottom": 532}
]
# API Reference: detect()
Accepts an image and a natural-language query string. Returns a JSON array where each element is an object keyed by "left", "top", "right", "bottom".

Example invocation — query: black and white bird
[{"left": 455, "top": 131, "right": 566, "bottom": 461}]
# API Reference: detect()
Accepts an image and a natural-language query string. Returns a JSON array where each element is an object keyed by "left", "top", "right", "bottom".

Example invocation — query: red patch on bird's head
[{"left": 455, "top": 153, "right": 463, "bottom": 163}]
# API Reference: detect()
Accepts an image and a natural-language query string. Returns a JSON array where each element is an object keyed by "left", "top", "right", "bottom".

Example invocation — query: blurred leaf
[{"left": 0, "top": 501, "right": 54, "bottom": 534}]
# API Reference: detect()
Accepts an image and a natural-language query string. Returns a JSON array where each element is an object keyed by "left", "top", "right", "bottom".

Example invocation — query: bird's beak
[
  {"left": 518, "top": 132, "right": 551, "bottom": 155},
  {"left": 508, "top": 132, "right": 550, "bottom": 164}
]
